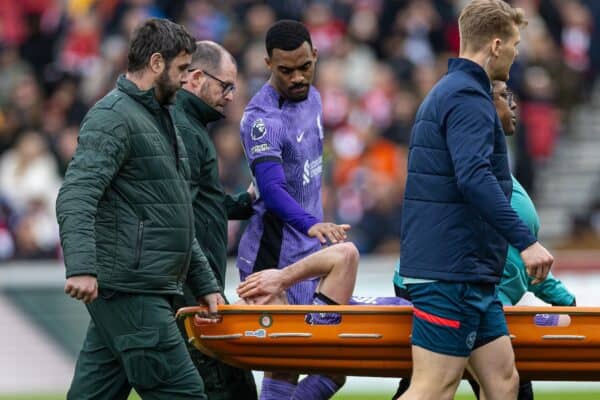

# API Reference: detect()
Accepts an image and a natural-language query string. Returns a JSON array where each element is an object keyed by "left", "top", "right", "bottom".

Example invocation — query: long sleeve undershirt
[{"left": 254, "top": 160, "right": 319, "bottom": 235}]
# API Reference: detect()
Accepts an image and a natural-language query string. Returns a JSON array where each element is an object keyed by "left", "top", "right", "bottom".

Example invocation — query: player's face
[
  {"left": 489, "top": 24, "right": 520, "bottom": 82},
  {"left": 493, "top": 80, "right": 517, "bottom": 135},
  {"left": 155, "top": 51, "right": 191, "bottom": 104},
  {"left": 266, "top": 41, "right": 317, "bottom": 102}
]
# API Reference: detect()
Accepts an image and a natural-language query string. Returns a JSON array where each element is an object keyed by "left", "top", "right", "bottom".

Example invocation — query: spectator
[
  {"left": 0, "top": 130, "right": 61, "bottom": 258},
  {"left": 0, "top": 0, "right": 595, "bottom": 260}
]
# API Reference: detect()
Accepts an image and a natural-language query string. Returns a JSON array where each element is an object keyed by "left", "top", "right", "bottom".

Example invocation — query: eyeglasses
[
  {"left": 188, "top": 68, "right": 236, "bottom": 96},
  {"left": 504, "top": 89, "right": 515, "bottom": 107},
  {"left": 495, "top": 89, "right": 515, "bottom": 107}
]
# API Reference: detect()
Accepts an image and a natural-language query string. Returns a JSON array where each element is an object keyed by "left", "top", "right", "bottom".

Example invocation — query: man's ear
[
  {"left": 312, "top": 47, "right": 318, "bottom": 61},
  {"left": 490, "top": 38, "right": 502, "bottom": 58},
  {"left": 264, "top": 56, "right": 271, "bottom": 69},
  {"left": 188, "top": 69, "right": 202, "bottom": 88},
  {"left": 149, "top": 52, "right": 165, "bottom": 74}
]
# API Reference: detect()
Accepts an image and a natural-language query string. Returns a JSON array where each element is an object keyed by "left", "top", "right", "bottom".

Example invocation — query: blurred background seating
[{"left": 0, "top": 0, "right": 599, "bottom": 262}]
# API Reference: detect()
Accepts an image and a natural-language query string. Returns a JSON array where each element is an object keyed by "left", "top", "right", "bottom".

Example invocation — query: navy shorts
[{"left": 406, "top": 281, "right": 508, "bottom": 357}]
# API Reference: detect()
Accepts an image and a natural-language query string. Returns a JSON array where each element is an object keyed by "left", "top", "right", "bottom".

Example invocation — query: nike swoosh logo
[{"left": 296, "top": 131, "right": 305, "bottom": 142}]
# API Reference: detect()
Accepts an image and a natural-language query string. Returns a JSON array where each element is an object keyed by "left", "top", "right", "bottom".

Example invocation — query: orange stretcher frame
[{"left": 176, "top": 305, "right": 600, "bottom": 381}]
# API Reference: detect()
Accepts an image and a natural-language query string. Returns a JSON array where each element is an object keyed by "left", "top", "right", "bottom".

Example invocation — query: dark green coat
[
  {"left": 56, "top": 76, "right": 219, "bottom": 297},
  {"left": 172, "top": 89, "right": 252, "bottom": 287}
]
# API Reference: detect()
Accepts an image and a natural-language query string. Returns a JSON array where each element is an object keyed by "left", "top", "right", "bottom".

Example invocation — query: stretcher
[{"left": 176, "top": 305, "right": 600, "bottom": 381}]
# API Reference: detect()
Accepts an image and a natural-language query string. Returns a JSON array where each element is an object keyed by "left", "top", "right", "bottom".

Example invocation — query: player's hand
[
  {"left": 521, "top": 242, "right": 554, "bottom": 285},
  {"left": 237, "top": 269, "right": 285, "bottom": 304},
  {"left": 308, "top": 222, "right": 351, "bottom": 245},
  {"left": 64, "top": 275, "right": 98, "bottom": 304},
  {"left": 247, "top": 181, "right": 257, "bottom": 201},
  {"left": 196, "top": 292, "right": 225, "bottom": 324}
]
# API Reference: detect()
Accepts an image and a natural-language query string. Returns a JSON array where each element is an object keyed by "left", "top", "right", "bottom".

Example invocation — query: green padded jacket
[
  {"left": 56, "top": 75, "right": 220, "bottom": 297},
  {"left": 172, "top": 89, "right": 252, "bottom": 288}
]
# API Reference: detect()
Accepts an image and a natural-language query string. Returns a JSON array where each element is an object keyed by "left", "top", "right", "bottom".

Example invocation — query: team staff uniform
[
  {"left": 395, "top": 177, "right": 574, "bottom": 308},
  {"left": 173, "top": 88, "right": 252, "bottom": 288},
  {"left": 499, "top": 177, "right": 575, "bottom": 306},
  {"left": 57, "top": 19, "right": 221, "bottom": 400},
  {"left": 172, "top": 81, "right": 257, "bottom": 398},
  {"left": 59, "top": 75, "right": 219, "bottom": 400},
  {"left": 400, "top": 57, "right": 536, "bottom": 356},
  {"left": 398, "top": 4, "right": 555, "bottom": 391}
]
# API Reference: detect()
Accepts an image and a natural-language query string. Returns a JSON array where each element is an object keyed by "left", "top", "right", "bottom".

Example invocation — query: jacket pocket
[{"left": 133, "top": 220, "right": 144, "bottom": 269}]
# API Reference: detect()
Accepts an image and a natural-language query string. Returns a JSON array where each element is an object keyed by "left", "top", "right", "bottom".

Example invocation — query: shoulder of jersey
[{"left": 246, "top": 114, "right": 286, "bottom": 141}]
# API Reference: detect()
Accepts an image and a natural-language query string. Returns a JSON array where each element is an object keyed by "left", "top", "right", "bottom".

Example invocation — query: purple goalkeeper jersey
[{"left": 237, "top": 83, "right": 325, "bottom": 274}]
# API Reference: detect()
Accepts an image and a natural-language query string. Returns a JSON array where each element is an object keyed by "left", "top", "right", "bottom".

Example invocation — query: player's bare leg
[
  {"left": 398, "top": 345, "right": 467, "bottom": 400},
  {"left": 237, "top": 243, "right": 358, "bottom": 305},
  {"left": 315, "top": 242, "right": 358, "bottom": 302},
  {"left": 467, "top": 335, "right": 518, "bottom": 400}
]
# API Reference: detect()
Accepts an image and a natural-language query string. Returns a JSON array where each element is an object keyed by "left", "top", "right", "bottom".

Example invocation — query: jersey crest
[{"left": 251, "top": 119, "right": 267, "bottom": 140}]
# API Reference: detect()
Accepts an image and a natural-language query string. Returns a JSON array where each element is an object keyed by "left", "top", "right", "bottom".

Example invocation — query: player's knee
[
  {"left": 507, "top": 367, "right": 519, "bottom": 394},
  {"left": 489, "top": 366, "right": 518, "bottom": 398},
  {"left": 338, "top": 242, "right": 359, "bottom": 270}
]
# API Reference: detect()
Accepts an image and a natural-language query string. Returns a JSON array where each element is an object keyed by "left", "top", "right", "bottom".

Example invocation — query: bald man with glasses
[
  {"left": 197, "top": 68, "right": 237, "bottom": 97},
  {"left": 171, "top": 41, "right": 258, "bottom": 400}
]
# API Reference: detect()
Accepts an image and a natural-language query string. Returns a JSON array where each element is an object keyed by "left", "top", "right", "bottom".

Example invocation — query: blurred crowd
[{"left": 0, "top": 0, "right": 599, "bottom": 261}]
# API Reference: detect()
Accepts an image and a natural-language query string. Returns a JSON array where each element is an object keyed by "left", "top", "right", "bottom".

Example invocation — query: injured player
[{"left": 237, "top": 242, "right": 410, "bottom": 317}]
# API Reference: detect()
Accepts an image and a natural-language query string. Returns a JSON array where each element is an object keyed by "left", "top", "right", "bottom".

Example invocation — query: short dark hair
[
  {"left": 127, "top": 18, "right": 196, "bottom": 72},
  {"left": 191, "top": 41, "right": 236, "bottom": 73},
  {"left": 265, "top": 20, "right": 312, "bottom": 57}
]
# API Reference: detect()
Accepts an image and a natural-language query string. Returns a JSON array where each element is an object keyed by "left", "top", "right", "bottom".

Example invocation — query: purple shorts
[
  {"left": 307, "top": 295, "right": 411, "bottom": 325},
  {"left": 349, "top": 296, "right": 412, "bottom": 306}
]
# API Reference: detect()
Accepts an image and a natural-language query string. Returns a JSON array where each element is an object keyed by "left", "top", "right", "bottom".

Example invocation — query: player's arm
[
  {"left": 186, "top": 238, "right": 224, "bottom": 316},
  {"left": 56, "top": 109, "right": 130, "bottom": 303},
  {"left": 445, "top": 91, "right": 535, "bottom": 249},
  {"left": 241, "top": 117, "right": 348, "bottom": 243},
  {"left": 445, "top": 91, "right": 552, "bottom": 282},
  {"left": 253, "top": 161, "right": 349, "bottom": 243},
  {"left": 529, "top": 272, "right": 576, "bottom": 306}
]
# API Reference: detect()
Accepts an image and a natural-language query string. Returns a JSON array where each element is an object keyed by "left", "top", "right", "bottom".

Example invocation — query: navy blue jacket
[{"left": 400, "top": 58, "right": 536, "bottom": 283}]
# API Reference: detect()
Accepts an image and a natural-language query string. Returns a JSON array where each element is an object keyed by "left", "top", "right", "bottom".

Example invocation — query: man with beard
[
  {"left": 56, "top": 19, "right": 223, "bottom": 400},
  {"left": 237, "top": 20, "right": 350, "bottom": 400},
  {"left": 171, "top": 41, "right": 258, "bottom": 400}
]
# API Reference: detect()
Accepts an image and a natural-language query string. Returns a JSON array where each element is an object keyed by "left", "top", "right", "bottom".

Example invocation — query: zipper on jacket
[
  {"left": 134, "top": 220, "right": 144, "bottom": 269},
  {"left": 177, "top": 186, "right": 193, "bottom": 286}
]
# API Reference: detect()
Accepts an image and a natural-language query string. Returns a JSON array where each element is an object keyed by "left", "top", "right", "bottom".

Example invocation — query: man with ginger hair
[{"left": 398, "top": 1, "right": 554, "bottom": 399}]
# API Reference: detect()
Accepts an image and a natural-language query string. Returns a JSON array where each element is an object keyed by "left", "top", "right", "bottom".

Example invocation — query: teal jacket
[
  {"left": 171, "top": 89, "right": 252, "bottom": 288},
  {"left": 56, "top": 76, "right": 220, "bottom": 297},
  {"left": 395, "top": 176, "right": 575, "bottom": 306}
]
